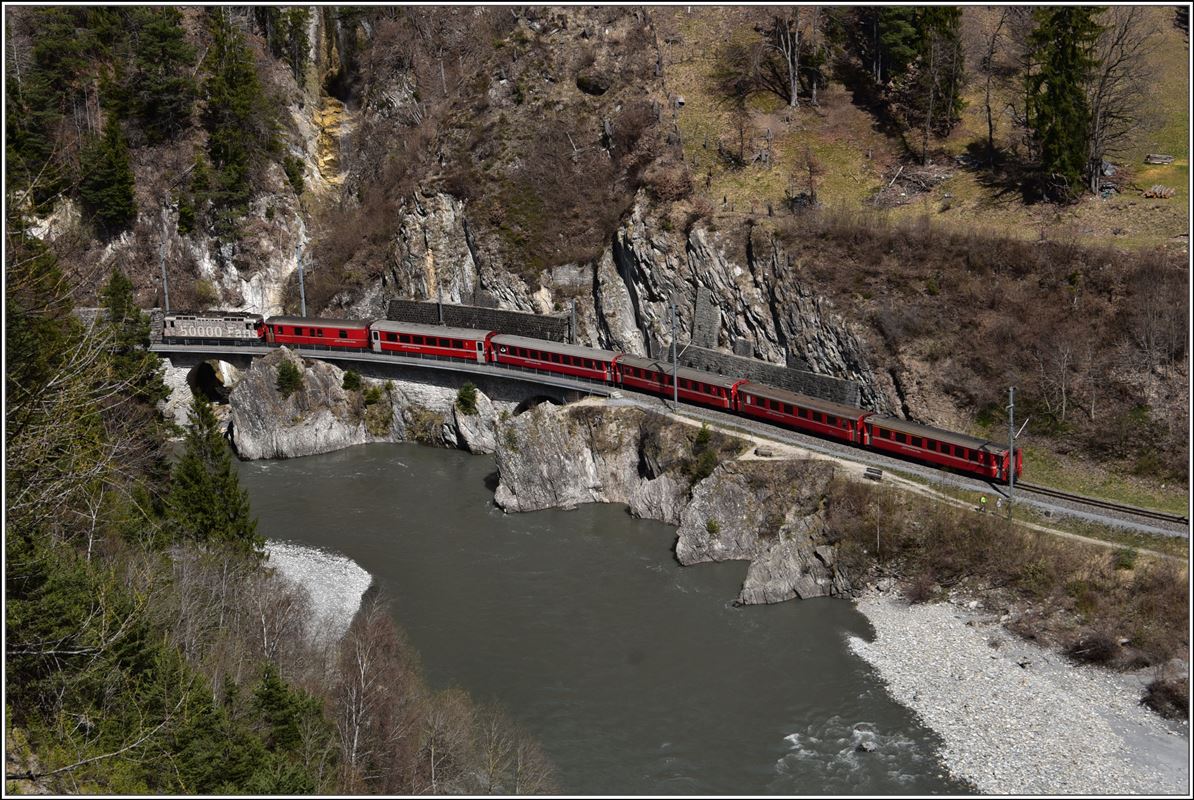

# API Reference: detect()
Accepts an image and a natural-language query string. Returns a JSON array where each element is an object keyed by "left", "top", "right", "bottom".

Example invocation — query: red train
[{"left": 162, "top": 312, "right": 1022, "bottom": 482}]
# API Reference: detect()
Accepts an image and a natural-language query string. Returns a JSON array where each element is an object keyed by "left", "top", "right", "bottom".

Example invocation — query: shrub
[
  {"left": 705, "top": 518, "right": 721, "bottom": 537},
  {"left": 694, "top": 423, "right": 712, "bottom": 452},
  {"left": 365, "top": 403, "right": 392, "bottom": 436},
  {"left": 1113, "top": 547, "right": 1138, "bottom": 571},
  {"left": 1065, "top": 631, "right": 1119, "bottom": 664},
  {"left": 688, "top": 448, "right": 719, "bottom": 484},
  {"left": 276, "top": 359, "right": 302, "bottom": 397},
  {"left": 405, "top": 407, "right": 443, "bottom": 444},
  {"left": 342, "top": 370, "right": 362, "bottom": 391},
  {"left": 363, "top": 386, "right": 382, "bottom": 406},
  {"left": 905, "top": 574, "right": 937, "bottom": 604},
  {"left": 1142, "top": 677, "right": 1188, "bottom": 720},
  {"left": 193, "top": 278, "right": 219, "bottom": 309},
  {"left": 283, "top": 155, "right": 305, "bottom": 195},
  {"left": 456, "top": 383, "right": 478, "bottom": 415}
]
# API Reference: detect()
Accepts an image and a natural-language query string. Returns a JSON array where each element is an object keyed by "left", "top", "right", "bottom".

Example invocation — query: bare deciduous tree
[
  {"left": 980, "top": 10, "right": 1009, "bottom": 163},
  {"left": 770, "top": 8, "right": 800, "bottom": 107},
  {"left": 1085, "top": 6, "right": 1158, "bottom": 192}
]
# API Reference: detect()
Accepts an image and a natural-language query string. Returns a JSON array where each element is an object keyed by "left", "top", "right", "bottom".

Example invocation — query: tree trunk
[{"left": 922, "top": 40, "right": 937, "bottom": 164}]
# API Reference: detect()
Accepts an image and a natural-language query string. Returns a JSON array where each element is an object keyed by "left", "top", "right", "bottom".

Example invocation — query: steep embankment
[{"left": 494, "top": 400, "right": 853, "bottom": 604}]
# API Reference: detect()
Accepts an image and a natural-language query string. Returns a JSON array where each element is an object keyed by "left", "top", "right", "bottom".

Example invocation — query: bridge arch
[{"left": 186, "top": 360, "right": 233, "bottom": 404}]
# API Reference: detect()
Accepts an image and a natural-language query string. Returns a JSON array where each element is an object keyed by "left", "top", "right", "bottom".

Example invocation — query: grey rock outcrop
[
  {"left": 493, "top": 402, "right": 691, "bottom": 522},
  {"left": 494, "top": 400, "right": 854, "bottom": 603},
  {"left": 230, "top": 348, "right": 401, "bottom": 459},
  {"left": 327, "top": 189, "right": 890, "bottom": 412},
  {"left": 675, "top": 459, "right": 851, "bottom": 603},
  {"left": 228, "top": 348, "right": 509, "bottom": 459}
]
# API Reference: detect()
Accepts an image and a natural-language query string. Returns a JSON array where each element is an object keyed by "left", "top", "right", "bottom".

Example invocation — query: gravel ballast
[{"left": 848, "top": 594, "right": 1190, "bottom": 794}]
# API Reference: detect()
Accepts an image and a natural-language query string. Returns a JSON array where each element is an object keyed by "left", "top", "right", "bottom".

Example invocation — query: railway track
[
  {"left": 155, "top": 341, "right": 1189, "bottom": 535},
  {"left": 1014, "top": 482, "right": 1189, "bottom": 526}
]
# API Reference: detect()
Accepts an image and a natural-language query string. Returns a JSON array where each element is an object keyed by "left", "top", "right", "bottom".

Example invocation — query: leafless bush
[
  {"left": 1142, "top": 676, "right": 1188, "bottom": 720},
  {"left": 1065, "top": 630, "right": 1120, "bottom": 664}
]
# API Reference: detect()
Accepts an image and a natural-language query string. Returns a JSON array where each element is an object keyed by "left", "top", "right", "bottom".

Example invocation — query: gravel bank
[
  {"left": 848, "top": 594, "right": 1190, "bottom": 795},
  {"left": 265, "top": 540, "right": 373, "bottom": 644}
]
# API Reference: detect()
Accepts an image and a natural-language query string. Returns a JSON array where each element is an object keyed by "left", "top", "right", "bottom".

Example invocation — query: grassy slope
[
  {"left": 656, "top": 7, "right": 1189, "bottom": 512},
  {"left": 659, "top": 6, "right": 1189, "bottom": 248}
]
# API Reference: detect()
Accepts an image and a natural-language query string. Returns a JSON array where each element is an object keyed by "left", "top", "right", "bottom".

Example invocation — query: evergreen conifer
[
  {"left": 79, "top": 118, "right": 137, "bottom": 235},
  {"left": 1027, "top": 8, "right": 1102, "bottom": 199},
  {"left": 169, "top": 394, "right": 261, "bottom": 554},
  {"left": 102, "top": 267, "right": 168, "bottom": 405},
  {"left": 132, "top": 7, "right": 197, "bottom": 143},
  {"left": 276, "top": 358, "right": 302, "bottom": 397},
  {"left": 202, "top": 10, "right": 273, "bottom": 236}
]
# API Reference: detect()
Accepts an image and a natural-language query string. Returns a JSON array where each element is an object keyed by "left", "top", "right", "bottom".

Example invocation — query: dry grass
[{"left": 656, "top": 5, "right": 1189, "bottom": 251}]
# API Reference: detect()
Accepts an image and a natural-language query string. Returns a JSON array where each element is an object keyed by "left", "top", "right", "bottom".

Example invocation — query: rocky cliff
[
  {"left": 228, "top": 348, "right": 510, "bottom": 460},
  {"left": 494, "top": 401, "right": 853, "bottom": 603}
]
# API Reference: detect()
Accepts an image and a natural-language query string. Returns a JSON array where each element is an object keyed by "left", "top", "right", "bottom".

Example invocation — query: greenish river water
[{"left": 237, "top": 443, "right": 967, "bottom": 795}]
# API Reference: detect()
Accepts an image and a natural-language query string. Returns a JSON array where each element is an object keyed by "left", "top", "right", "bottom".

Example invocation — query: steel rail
[
  {"left": 151, "top": 340, "right": 1189, "bottom": 532},
  {"left": 1015, "top": 482, "right": 1188, "bottom": 526}
]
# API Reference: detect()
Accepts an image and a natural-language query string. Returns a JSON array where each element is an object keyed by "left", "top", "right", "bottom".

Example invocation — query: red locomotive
[{"left": 169, "top": 312, "right": 1022, "bottom": 482}]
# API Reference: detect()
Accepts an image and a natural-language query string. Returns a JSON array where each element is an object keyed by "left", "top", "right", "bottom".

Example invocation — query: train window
[
  {"left": 387, "top": 333, "right": 397, "bottom": 343},
  {"left": 295, "top": 327, "right": 304, "bottom": 336},
  {"left": 783, "top": 404, "right": 792, "bottom": 415},
  {"left": 453, "top": 340, "right": 462, "bottom": 349}
]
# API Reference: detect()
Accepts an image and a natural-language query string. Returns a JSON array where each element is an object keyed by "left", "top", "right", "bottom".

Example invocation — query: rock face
[
  {"left": 344, "top": 193, "right": 892, "bottom": 412},
  {"left": 493, "top": 401, "right": 854, "bottom": 604},
  {"left": 230, "top": 348, "right": 399, "bottom": 459},
  {"left": 493, "top": 402, "right": 694, "bottom": 523},
  {"left": 676, "top": 459, "right": 850, "bottom": 603},
  {"left": 228, "top": 348, "right": 509, "bottom": 459}
]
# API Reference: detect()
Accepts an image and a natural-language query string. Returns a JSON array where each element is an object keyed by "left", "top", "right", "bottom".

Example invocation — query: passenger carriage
[
  {"left": 263, "top": 316, "right": 371, "bottom": 349},
  {"left": 162, "top": 312, "right": 264, "bottom": 343},
  {"left": 737, "top": 382, "right": 869, "bottom": 444},
  {"left": 865, "top": 415, "right": 1021, "bottom": 481},
  {"left": 615, "top": 355, "right": 744, "bottom": 411},
  {"left": 490, "top": 335, "right": 622, "bottom": 382},
  {"left": 370, "top": 321, "right": 495, "bottom": 362}
]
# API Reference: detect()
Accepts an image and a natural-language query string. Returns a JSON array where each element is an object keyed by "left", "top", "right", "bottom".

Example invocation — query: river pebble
[
  {"left": 265, "top": 540, "right": 373, "bottom": 644},
  {"left": 848, "top": 594, "right": 1190, "bottom": 795}
]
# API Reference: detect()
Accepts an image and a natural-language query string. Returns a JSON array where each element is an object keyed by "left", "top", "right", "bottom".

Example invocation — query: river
[{"left": 237, "top": 443, "right": 969, "bottom": 795}]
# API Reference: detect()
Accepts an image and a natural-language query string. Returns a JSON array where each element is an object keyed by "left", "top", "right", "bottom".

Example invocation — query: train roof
[
  {"left": 738, "top": 381, "right": 866, "bottom": 418},
  {"left": 164, "top": 311, "right": 263, "bottom": 320},
  {"left": 491, "top": 334, "right": 622, "bottom": 362},
  {"left": 371, "top": 320, "right": 494, "bottom": 339},
  {"left": 266, "top": 315, "right": 372, "bottom": 328},
  {"left": 617, "top": 354, "right": 743, "bottom": 389},
  {"left": 868, "top": 414, "right": 1002, "bottom": 452}
]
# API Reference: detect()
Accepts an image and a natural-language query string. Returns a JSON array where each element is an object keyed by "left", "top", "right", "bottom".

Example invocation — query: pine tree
[
  {"left": 102, "top": 267, "right": 168, "bottom": 406},
  {"left": 202, "top": 10, "right": 273, "bottom": 236},
  {"left": 132, "top": 7, "right": 197, "bottom": 143},
  {"left": 169, "top": 394, "right": 261, "bottom": 555},
  {"left": 78, "top": 117, "right": 137, "bottom": 235},
  {"left": 877, "top": 8, "right": 920, "bottom": 83},
  {"left": 276, "top": 358, "right": 302, "bottom": 397},
  {"left": 1027, "top": 8, "right": 1102, "bottom": 200}
]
